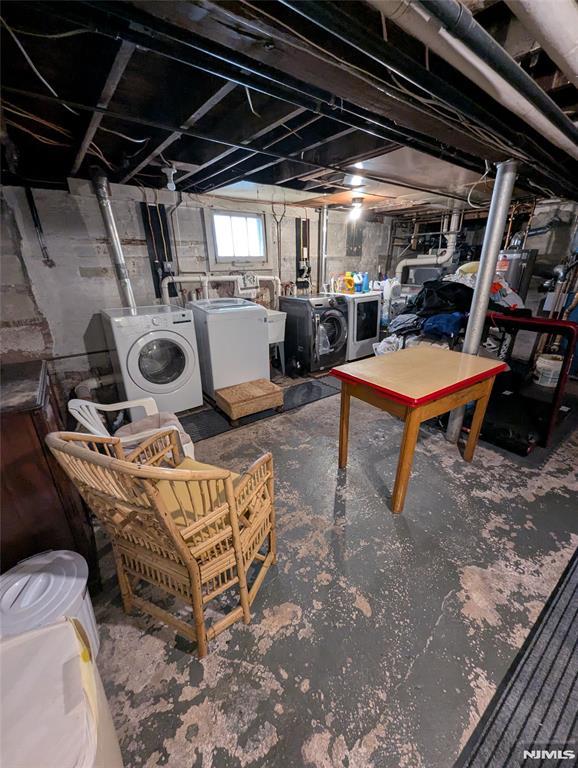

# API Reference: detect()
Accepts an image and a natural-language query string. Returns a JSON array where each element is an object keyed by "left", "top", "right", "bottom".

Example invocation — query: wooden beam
[
  {"left": 71, "top": 41, "right": 135, "bottom": 175},
  {"left": 198, "top": 127, "right": 356, "bottom": 193},
  {"left": 119, "top": 81, "right": 237, "bottom": 183},
  {"left": 177, "top": 106, "right": 307, "bottom": 188}
]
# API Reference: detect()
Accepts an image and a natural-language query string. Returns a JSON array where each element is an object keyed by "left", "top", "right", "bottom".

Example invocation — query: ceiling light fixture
[{"left": 162, "top": 166, "right": 177, "bottom": 192}]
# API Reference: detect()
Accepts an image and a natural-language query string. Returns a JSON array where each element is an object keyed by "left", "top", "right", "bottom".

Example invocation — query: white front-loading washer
[
  {"left": 187, "top": 298, "right": 269, "bottom": 398},
  {"left": 101, "top": 305, "right": 203, "bottom": 414}
]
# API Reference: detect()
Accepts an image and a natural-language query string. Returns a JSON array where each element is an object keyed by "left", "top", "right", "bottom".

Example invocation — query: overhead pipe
[
  {"left": 90, "top": 167, "right": 136, "bottom": 312},
  {"left": 395, "top": 208, "right": 462, "bottom": 279},
  {"left": 161, "top": 274, "right": 205, "bottom": 305},
  {"left": 446, "top": 160, "right": 518, "bottom": 443},
  {"left": 41, "top": 0, "right": 485, "bottom": 175},
  {"left": 368, "top": 0, "right": 578, "bottom": 162},
  {"left": 277, "top": 0, "right": 577, "bottom": 194},
  {"left": 317, "top": 205, "right": 329, "bottom": 292},
  {"left": 40, "top": 0, "right": 577, "bottom": 198},
  {"left": 505, "top": 0, "right": 578, "bottom": 87},
  {"left": 419, "top": 0, "right": 578, "bottom": 148},
  {"left": 162, "top": 274, "right": 281, "bottom": 307}
]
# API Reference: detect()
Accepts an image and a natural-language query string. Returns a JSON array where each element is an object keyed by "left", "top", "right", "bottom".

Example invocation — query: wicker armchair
[{"left": 46, "top": 430, "right": 276, "bottom": 658}]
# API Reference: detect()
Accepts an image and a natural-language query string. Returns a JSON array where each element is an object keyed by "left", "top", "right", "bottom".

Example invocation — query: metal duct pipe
[
  {"left": 90, "top": 167, "right": 136, "bottom": 312},
  {"left": 317, "top": 205, "right": 329, "bottom": 292},
  {"left": 419, "top": 0, "right": 578, "bottom": 149},
  {"left": 395, "top": 207, "right": 462, "bottom": 279},
  {"left": 446, "top": 159, "right": 518, "bottom": 443},
  {"left": 368, "top": 0, "right": 578, "bottom": 161},
  {"left": 505, "top": 0, "right": 578, "bottom": 87}
]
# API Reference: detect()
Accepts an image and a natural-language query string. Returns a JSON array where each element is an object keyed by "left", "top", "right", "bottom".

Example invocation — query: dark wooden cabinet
[{"left": 1, "top": 361, "right": 100, "bottom": 586}]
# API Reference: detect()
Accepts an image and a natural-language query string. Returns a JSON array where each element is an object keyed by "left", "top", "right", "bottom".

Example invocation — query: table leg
[
  {"left": 463, "top": 377, "right": 494, "bottom": 462},
  {"left": 391, "top": 407, "right": 421, "bottom": 514},
  {"left": 338, "top": 382, "right": 351, "bottom": 469}
]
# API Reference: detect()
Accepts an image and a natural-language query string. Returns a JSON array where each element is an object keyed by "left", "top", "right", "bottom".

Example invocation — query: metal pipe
[
  {"left": 90, "top": 167, "right": 136, "bottom": 312},
  {"left": 317, "top": 205, "right": 329, "bottom": 292},
  {"left": 446, "top": 159, "right": 518, "bottom": 442},
  {"left": 368, "top": 0, "right": 578, "bottom": 161},
  {"left": 277, "top": 0, "right": 577, "bottom": 193},
  {"left": 41, "top": 0, "right": 485, "bottom": 174},
  {"left": 39, "top": 0, "right": 577, "bottom": 198},
  {"left": 6, "top": 85, "right": 486, "bottom": 206},
  {"left": 395, "top": 208, "right": 462, "bottom": 279},
  {"left": 419, "top": 0, "right": 578, "bottom": 147},
  {"left": 505, "top": 0, "right": 578, "bottom": 88}
]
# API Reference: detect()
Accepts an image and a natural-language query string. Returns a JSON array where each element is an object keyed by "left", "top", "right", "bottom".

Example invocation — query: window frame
[{"left": 204, "top": 209, "right": 271, "bottom": 271}]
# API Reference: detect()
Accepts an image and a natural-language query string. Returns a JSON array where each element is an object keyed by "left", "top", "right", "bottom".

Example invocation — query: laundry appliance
[
  {"left": 187, "top": 298, "right": 269, "bottom": 398},
  {"left": 101, "top": 305, "right": 203, "bottom": 415},
  {"left": 279, "top": 294, "right": 348, "bottom": 373},
  {"left": 333, "top": 292, "right": 381, "bottom": 360}
]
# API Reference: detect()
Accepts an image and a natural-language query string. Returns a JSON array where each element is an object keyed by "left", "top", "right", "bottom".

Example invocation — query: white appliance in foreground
[
  {"left": 102, "top": 305, "right": 203, "bottom": 414},
  {"left": 332, "top": 292, "right": 381, "bottom": 360},
  {"left": 188, "top": 298, "right": 269, "bottom": 398}
]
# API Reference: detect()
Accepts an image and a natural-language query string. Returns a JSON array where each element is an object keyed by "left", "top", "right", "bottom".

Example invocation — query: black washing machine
[{"left": 279, "top": 295, "right": 348, "bottom": 373}]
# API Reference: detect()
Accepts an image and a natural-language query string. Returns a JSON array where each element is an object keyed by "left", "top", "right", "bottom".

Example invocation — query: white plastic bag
[
  {"left": 373, "top": 334, "right": 403, "bottom": 356},
  {"left": 317, "top": 324, "right": 331, "bottom": 354}
]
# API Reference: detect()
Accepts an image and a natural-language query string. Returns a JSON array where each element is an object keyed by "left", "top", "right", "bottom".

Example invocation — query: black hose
[{"left": 419, "top": 0, "right": 578, "bottom": 147}]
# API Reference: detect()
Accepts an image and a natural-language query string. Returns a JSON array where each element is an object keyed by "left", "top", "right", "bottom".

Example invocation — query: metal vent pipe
[
  {"left": 90, "top": 167, "right": 136, "bottom": 312},
  {"left": 317, "top": 205, "right": 329, "bottom": 291}
]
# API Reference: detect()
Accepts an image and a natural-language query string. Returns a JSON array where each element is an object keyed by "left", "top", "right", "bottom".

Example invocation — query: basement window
[{"left": 211, "top": 211, "right": 266, "bottom": 262}]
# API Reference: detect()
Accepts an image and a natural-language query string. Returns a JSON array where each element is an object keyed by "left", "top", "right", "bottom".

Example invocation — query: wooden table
[{"left": 331, "top": 347, "right": 507, "bottom": 513}]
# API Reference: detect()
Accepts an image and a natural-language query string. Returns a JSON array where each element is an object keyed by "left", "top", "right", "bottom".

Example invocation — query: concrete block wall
[
  {"left": 0, "top": 179, "right": 391, "bottom": 401},
  {"left": 0, "top": 195, "right": 53, "bottom": 363}
]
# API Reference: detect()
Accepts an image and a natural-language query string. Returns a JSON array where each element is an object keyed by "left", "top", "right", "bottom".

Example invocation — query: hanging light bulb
[
  {"left": 162, "top": 166, "right": 177, "bottom": 192},
  {"left": 349, "top": 196, "right": 363, "bottom": 219}
]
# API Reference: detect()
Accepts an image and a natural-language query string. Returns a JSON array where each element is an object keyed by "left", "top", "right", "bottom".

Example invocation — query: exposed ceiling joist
[
  {"left": 177, "top": 106, "right": 308, "bottom": 187},
  {"left": 119, "top": 80, "right": 237, "bottom": 183},
  {"left": 197, "top": 126, "right": 357, "bottom": 193},
  {"left": 71, "top": 40, "right": 135, "bottom": 175}
]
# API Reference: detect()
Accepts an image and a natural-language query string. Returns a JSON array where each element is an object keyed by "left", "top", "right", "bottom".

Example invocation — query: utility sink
[{"left": 266, "top": 309, "right": 286, "bottom": 344}]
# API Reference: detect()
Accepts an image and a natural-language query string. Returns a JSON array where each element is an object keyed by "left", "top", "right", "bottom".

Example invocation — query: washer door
[
  {"left": 318, "top": 308, "right": 348, "bottom": 355},
  {"left": 127, "top": 330, "right": 196, "bottom": 394}
]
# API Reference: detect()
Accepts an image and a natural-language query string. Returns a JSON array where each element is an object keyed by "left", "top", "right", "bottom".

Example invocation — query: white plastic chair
[{"left": 68, "top": 397, "right": 195, "bottom": 457}]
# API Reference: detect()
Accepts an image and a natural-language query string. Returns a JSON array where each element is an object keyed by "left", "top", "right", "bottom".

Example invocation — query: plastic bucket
[
  {"left": 0, "top": 550, "right": 100, "bottom": 656},
  {"left": 534, "top": 354, "right": 563, "bottom": 388}
]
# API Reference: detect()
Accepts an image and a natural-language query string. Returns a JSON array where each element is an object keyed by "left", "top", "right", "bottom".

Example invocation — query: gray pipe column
[
  {"left": 91, "top": 167, "right": 137, "bottom": 313},
  {"left": 446, "top": 159, "right": 518, "bottom": 443},
  {"left": 317, "top": 205, "right": 329, "bottom": 291}
]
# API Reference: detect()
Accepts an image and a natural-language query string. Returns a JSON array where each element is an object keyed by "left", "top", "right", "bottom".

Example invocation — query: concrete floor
[{"left": 94, "top": 394, "right": 578, "bottom": 768}]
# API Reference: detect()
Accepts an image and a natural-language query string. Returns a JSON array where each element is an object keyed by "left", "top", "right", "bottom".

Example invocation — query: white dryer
[
  {"left": 101, "top": 305, "right": 203, "bottom": 414},
  {"left": 187, "top": 298, "right": 269, "bottom": 398}
]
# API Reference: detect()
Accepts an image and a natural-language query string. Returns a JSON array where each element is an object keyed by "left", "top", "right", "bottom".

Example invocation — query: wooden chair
[
  {"left": 68, "top": 397, "right": 195, "bottom": 458},
  {"left": 45, "top": 430, "right": 276, "bottom": 657}
]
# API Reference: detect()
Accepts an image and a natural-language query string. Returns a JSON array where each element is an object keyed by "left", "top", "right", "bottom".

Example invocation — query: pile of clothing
[{"left": 375, "top": 270, "right": 524, "bottom": 357}]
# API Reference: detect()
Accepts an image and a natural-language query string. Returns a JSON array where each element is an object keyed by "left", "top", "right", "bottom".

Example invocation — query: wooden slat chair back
[{"left": 45, "top": 431, "right": 276, "bottom": 657}]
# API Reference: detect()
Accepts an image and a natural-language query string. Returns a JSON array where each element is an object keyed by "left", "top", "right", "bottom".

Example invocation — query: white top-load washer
[
  {"left": 187, "top": 298, "right": 269, "bottom": 398},
  {"left": 101, "top": 305, "right": 203, "bottom": 414}
]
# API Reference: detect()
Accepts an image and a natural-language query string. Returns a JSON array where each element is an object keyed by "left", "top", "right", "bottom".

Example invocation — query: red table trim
[{"left": 330, "top": 360, "right": 507, "bottom": 407}]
